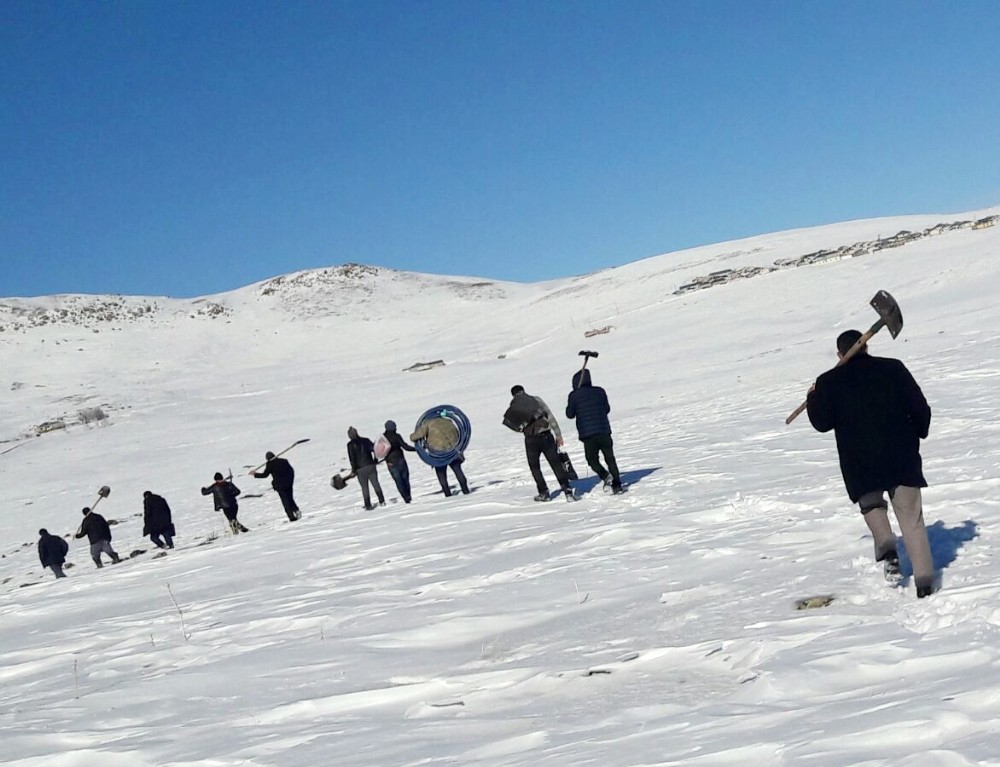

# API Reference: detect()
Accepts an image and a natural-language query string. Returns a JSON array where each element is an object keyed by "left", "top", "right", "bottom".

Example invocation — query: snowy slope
[{"left": 1, "top": 207, "right": 1000, "bottom": 766}]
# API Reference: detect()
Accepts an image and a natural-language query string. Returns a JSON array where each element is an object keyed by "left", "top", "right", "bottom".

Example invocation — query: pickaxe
[
  {"left": 576, "top": 350, "right": 599, "bottom": 388},
  {"left": 785, "top": 289, "right": 904, "bottom": 425}
]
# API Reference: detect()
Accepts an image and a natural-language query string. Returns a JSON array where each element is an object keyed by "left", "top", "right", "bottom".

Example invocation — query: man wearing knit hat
[
  {"left": 347, "top": 427, "right": 385, "bottom": 510},
  {"left": 382, "top": 420, "right": 416, "bottom": 503},
  {"left": 201, "top": 472, "right": 249, "bottom": 534}
]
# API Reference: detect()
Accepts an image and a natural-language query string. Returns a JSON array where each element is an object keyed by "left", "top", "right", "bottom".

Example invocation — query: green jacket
[{"left": 410, "top": 417, "right": 459, "bottom": 452}]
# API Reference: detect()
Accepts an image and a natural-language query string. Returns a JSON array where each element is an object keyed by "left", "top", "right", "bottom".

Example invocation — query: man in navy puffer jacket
[{"left": 566, "top": 369, "right": 623, "bottom": 493}]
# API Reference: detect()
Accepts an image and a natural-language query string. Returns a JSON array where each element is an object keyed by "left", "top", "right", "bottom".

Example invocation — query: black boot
[{"left": 881, "top": 550, "right": 901, "bottom": 581}]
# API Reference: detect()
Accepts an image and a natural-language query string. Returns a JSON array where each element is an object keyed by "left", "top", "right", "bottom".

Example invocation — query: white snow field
[{"left": 2, "top": 208, "right": 1000, "bottom": 766}]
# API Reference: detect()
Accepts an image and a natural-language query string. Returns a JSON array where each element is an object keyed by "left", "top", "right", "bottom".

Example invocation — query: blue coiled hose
[{"left": 413, "top": 405, "right": 472, "bottom": 467}]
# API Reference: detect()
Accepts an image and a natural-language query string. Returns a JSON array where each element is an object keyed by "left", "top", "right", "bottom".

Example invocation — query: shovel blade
[{"left": 870, "top": 290, "right": 903, "bottom": 339}]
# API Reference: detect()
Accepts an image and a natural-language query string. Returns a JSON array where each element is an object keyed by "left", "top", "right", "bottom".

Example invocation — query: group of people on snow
[
  {"left": 35, "top": 460, "right": 289, "bottom": 579},
  {"left": 32, "top": 334, "right": 939, "bottom": 600},
  {"left": 340, "top": 416, "right": 472, "bottom": 510},
  {"left": 504, "top": 366, "right": 623, "bottom": 502}
]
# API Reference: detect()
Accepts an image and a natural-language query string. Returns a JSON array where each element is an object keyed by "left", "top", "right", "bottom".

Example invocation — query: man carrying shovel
[
  {"left": 804, "top": 317, "right": 936, "bottom": 598},
  {"left": 250, "top": 442, "right": 307, "bottom": 522},
  {"left": 74, "top": 489, "right": 121, "bottom": 568}
]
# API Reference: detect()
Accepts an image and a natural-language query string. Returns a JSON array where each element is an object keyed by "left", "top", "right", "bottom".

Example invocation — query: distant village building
[
  {"left": 973, "top": 216, "right": 997, "bottom": 230},
  {"left": 676, "top": 213, "right": 988, "bottom": 298},
  {"left": 404, "top": 360, "right": 446, "bottom": 372}
]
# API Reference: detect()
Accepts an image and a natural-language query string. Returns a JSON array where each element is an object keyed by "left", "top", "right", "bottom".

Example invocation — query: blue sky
[{"left": 2, "top": 1, "right": 998, "bottom": 298}]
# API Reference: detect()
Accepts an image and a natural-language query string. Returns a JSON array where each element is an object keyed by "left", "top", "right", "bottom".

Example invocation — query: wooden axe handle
[{"left": 785, "top": 319, "right": 885, "bottom": 425}]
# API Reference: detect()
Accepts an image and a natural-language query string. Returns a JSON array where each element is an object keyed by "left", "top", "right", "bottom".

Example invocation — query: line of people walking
[
  {"left": 31, "top": 331, "right": 939, "bottom": 600},
  {"left": 34, "top": 367, "right": 628, "bottom": 581}
]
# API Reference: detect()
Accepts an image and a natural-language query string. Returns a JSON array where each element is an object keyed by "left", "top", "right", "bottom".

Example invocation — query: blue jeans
[{"left": 388, "top": 461, "right": 411, "bottom": 503}]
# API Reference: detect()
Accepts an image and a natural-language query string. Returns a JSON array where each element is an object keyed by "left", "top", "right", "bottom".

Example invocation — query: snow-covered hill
[{"left": 2, "top": 206, "right": 1000, "bottom": 766}]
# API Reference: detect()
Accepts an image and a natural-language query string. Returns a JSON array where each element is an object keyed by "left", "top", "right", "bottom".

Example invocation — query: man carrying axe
[{"left": 805, "top": 317, "right": 936, "bottom": 598}]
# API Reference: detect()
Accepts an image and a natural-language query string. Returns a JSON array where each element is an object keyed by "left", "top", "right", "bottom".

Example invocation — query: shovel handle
[
  {"left": 785, "top": 319, "right": 885, "bottom": 425},
  {"left": 785, "top": 399, "right": 810, "bottom": 425},
  {"left": 248, "top": 438, "right": 311, "bottom": 474}
]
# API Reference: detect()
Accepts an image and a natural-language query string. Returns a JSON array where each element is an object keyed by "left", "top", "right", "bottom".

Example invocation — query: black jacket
[
  {"left": 75, "top": 511, "right": 113, "bottom": 544},
  {"left": 807, "top": 353, "right": 931, "bottom": 502},
  {"left": 347, "top": 437, "right": 377, "bottom": 471},
  {"left": 566, "top": 369, "right": 612, "bottom": 440},
  {"left": 38, "top": 532, "right": 68, "bottom": 567},
  {"left": 143, "top": 493, "right": 176, "bottom": 536},
  {"left": 253, "top": 457, "right": 295, "bottom": 489},
  {"left": 383, "top": 431, "right": 415, "bottom": 466},
  {"left": 201, "top": 480, "right": 241, "bottom": 511},
  {"left": 505, "top": 392, "right": 552, "bottom": 437}
]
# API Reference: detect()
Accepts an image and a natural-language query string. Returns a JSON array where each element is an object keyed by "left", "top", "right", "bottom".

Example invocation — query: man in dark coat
[
  {"left": 252, "top": 452, "right": 301, "bottom": 521},
  {"left": 201, "top": 472, "right": 249, "bottom": 534},
  {"left": 38, "top": 528, "right": 69, "bottom": 578},
  {"left": 347, "top": 427, "right": 385, "bottom": 510},
  {"left": 382, "top": 420, "right": 416, "bottom": 503},
  {"left": 566, "top": 368, "right": 623, "bottom": 493},
  {"left": 507, "top": 385, "right": 573, "bottom": 502},
  {"left": 806, "top": 329, "right": 935, "bottom": 597},
  {"left": 74, "top": 507, "right": 121, "bottom": 568},
  {"left": 143, "top": 491, "right": 176, "bottom": 548}
]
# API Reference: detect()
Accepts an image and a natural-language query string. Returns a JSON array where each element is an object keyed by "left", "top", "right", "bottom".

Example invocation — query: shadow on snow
[
  {"left": 898, "top": 519, "right": 979, "bottom": 577},
  {"left": 571, "top": 467, "right": 661, "bottom": 496}
]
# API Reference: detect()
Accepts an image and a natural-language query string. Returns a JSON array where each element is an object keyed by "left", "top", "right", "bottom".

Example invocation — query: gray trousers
[
  {"left": 859, "top": 486, "right": 934, "bottom": 590},
  {"left": 356, "top": 465, "right": 385, "bottom": 509},
  {"left": 89, "top": 539, "right": 120, "bottom": 567}
]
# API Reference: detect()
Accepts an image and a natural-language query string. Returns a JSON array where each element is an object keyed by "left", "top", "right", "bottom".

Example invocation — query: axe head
[
  {"left": 870, "top": 290, "right": 903, "bottom": 339},
  {"left": 578, "top": 350, "right": 599, "bottom": 359}
]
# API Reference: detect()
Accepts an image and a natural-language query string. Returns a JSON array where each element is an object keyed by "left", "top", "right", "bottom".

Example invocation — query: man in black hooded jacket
[
  {"left": 566, "top": 368, "right": 623, "bottom": 493},
  {"left": 807, "top": 329, "right": 935, "bottom": 597},
  {"left": 382, "top": 420, "right": 416, "bottom": 503}
]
